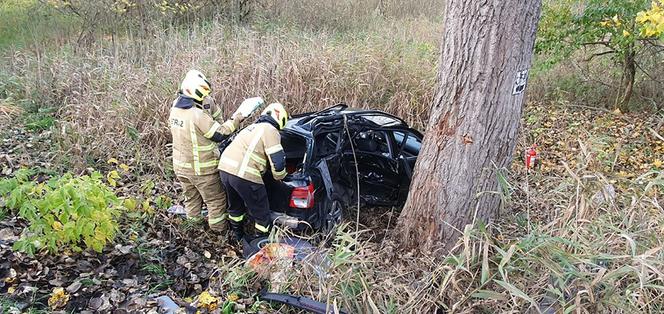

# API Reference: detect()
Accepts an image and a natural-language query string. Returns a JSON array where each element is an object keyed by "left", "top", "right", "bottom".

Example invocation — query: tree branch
[
  {"left": 581, "top": 41, "right": 614, "bottom": 48},
  {"left": 37, "top": 0, "right": 80, "bottom": 17},
  {"left": 635, "top": 60, "right": 664, "bottom": 84},
  {"left": 639, "top": 38, "right": 664, "bottom": 48},
  {"left": 571, "top": 60, "right": 614, "bottom": 89},
  {"left": 583, "top": 50, "right": 616, "bottom": 62}
]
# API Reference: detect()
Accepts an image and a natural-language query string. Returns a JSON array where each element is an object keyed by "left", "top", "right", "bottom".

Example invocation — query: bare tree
[{"left": 396, "top": 0, "right": 542, "bottom": 252}]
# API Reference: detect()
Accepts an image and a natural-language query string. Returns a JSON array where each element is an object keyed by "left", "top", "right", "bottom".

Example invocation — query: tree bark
[
  {"left": 395, "top": 0, "right": 542, "bottom": 252},
  {"left": 616, "top": 49, "right": 636, "bottom": 112}
]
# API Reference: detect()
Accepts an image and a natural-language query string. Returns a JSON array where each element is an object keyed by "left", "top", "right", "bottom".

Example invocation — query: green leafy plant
[
  {"left": 1, "top": 170, "right": 121, "bottom": 255},
  {"left": 24, "top": 108, "right": 56, "bottom": 132},
  {"left": 154, "top": 194, "right": 172, "bottom": 210},
  {"left": 141, "top": 263, "right": 166, "bottom": 276}
]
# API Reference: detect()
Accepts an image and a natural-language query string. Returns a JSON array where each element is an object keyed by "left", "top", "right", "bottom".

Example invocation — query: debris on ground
[
  {"left": 155, "top": 295, "right": 180, "bottom": 314},
  {"left": 167, "top": 205, "right": 187, "bottom": 216},
  {"left": 0, "top": 103, "right": 662, "bottom": 312},
  {"left": 259, "top": 291, "right": 349, "bottom": 314}
]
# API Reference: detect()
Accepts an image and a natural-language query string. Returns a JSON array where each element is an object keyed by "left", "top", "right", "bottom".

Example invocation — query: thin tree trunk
[
  {"left": 395, "top": 0, "right": 542, "bottom": 253},
  {"left": 617, "top": 49, "right": 636, "bottom": 112}
]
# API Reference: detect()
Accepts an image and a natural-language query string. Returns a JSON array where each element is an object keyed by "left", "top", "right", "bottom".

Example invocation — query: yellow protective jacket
[
  {"left": 218, "top": 117, "right": 287, "bottom": 184},
  {"left": 202, "top": 96, "right": 224, "bottom": 121},
  {"left": 170, "top": 95, "right": 240, "bottom": 176}
]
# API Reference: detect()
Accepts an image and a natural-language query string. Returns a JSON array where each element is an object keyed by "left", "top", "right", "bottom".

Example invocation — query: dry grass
[
  {"left": 200, "top": 103, "right": 664, "bottom": 313},
  {"left": 206, "top": 136, "right": 664, "bottom": 313},
  {"left": 257, "top": 0, "right": 445, "bottom": 31},
  {"left": 0, "top": 100, "right": 22, "bottom": 119},
  {"left": 0, "top": 19, "right": 440, "bottom": 174}
]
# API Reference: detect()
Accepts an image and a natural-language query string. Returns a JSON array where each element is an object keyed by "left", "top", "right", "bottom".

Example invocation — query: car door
[
  {"left": 390, "top": 129, "right": 423, "bottom": 204},
  {"left": 340, "top": 128, "right": 402, "bottom": 206}
]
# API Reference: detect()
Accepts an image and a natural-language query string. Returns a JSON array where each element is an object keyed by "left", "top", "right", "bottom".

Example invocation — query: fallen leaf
[
  {"left": 197, "top": 291, "right": 219, "bottom": 311},
  {"left": 48, "top": 278, "right": 65, "bottom": 286},
  {"left": 107, "top": 170, "right": 120, "bottom": 187},
  {"left": 66, "top": 281, "right": 82, "bottom": 294},
  {"left": 48, "top": 287, "right": 70, "bottom": 310},
  {"left": 0, "top": 229, "right": 18, "bottom": 242},
  {"left": 109, "top": 289, "right": 126, "bottom": 303},
  {"left": 122, "top": 278, "right": 138, "bottom": 287},
  {"left": 653, "top": 159, "right": 663, "bottom": 168},
  {"left": 115, "top": 244, "right": 134, "bottom": 255},
  {"left": 7, "top": 268, "right": 17, "bottom": 279},
  {"left": 52, "top": 221, "right": 63, "bottom": 231}
]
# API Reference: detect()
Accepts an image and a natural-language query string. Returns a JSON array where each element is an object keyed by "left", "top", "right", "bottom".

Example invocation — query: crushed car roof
[{"left": 286, "top": 104, "right": 409, "bottom": 132}]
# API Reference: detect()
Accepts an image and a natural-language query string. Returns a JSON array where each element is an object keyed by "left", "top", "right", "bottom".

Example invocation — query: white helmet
[
  {"left": 180, "top": 70, "right": 211, "bottom": 102},
  {"left": 261, "top": 103, "right": 288, "bottom": 129}
]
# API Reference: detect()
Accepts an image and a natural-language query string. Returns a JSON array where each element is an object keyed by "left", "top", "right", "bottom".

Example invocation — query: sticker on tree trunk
[{"left": 512, "top": 70, "right": 529, "bottom": 95}]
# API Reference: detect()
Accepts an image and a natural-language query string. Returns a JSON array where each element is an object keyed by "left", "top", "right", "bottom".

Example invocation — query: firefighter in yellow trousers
[
  {"left": 218, "top": 103, "right": 289, "bottom": 241},
  {"left": 169, "top": 69, "right": 244, "bottom": 232}
]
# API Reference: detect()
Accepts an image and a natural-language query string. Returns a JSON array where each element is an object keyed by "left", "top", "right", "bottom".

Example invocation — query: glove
[
  {"left": 234, "top": 97, "right": 264, "bottom": 118},
  {"left": 202, "top": 96, "right": 215, "bottom": 110},
  {"left": 232, "top": 112, "right": 244, "bottom": 121}
]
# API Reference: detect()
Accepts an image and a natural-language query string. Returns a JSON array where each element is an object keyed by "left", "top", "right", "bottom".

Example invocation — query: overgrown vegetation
[
  {"left": 537, "top": 0, "right": 664, "bottom": 111},
  {"left": 1, "top": 19, "right": 439, "bottom": 174},
  {"left": 0, "top": 0, "right": 663, "bottom": 312},
  {"left": 207, "top": 140, "right": 664, "bottom": 312}
]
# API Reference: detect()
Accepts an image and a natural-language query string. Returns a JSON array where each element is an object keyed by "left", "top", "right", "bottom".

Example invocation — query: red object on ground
[{"left": 525, "top": 144, "right": 537, "bottom": 169}]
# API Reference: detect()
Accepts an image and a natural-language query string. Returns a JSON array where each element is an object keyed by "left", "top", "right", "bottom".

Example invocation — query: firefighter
[
  {"left": 218, "top": 103, "right": 289, "bottom": 241},
  {"left": 169, "top": 69, "right": 244, "bottom": 233}
]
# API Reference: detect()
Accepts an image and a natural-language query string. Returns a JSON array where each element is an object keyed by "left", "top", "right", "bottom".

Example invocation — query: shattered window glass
[
  {"left": 315, "top": 132, "right": 339, "bottom": 158},
  {"left": 361, "top": 115, "right": 401, "bottom": 127},
  {"left": 353, "top": 130, "right": 391, "bottom": 157},
  {"left": 394, "top": 131, "right": 421, "bottom": 156}
]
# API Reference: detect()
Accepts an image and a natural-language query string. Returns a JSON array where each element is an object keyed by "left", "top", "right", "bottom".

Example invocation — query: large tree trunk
[{"left": 395, "top": 0, "right": 542, "bottom": 252}]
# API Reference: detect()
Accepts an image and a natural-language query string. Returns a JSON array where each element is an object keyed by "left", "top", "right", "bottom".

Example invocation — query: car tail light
[{"left": 290, "top": 183, "right": 314, "bottom": 209}]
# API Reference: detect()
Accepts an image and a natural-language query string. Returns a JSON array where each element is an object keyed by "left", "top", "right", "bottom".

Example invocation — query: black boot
[
  {"left": 252, "top": 223, "right": 271, "bottom": 240},
  {"left": 229, "top": 220, "right": 244, "bottom": 244}
]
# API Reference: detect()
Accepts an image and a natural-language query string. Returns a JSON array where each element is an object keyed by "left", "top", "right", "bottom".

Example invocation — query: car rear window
[{"left": 281, "top": 133, "right": 307, "bottom": 159}]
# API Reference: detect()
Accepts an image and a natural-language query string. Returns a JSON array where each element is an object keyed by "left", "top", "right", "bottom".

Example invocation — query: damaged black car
[{"left": 264, "top": 104, "right": 423, "bottom": 233}]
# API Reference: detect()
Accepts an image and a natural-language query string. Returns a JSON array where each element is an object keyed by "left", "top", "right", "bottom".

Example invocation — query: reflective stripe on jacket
[
  {"left": 169, "top": 96, "right": 240, "bottom": 176},
  {"left": 218, "top": 122, "right": 287, "bottom": 185}
]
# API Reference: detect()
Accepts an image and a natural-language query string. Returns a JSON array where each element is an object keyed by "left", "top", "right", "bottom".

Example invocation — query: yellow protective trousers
[{"left": 176, "top": 172, "right": 227, "bottom": 232}]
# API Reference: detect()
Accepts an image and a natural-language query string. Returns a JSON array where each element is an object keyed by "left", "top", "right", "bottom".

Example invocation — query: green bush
[
  {"left": 24, "top": 108, "right": 56, "bottom": 132},
  {"left": 0, "top": 169, "right": 121, "bottom": 255}
]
